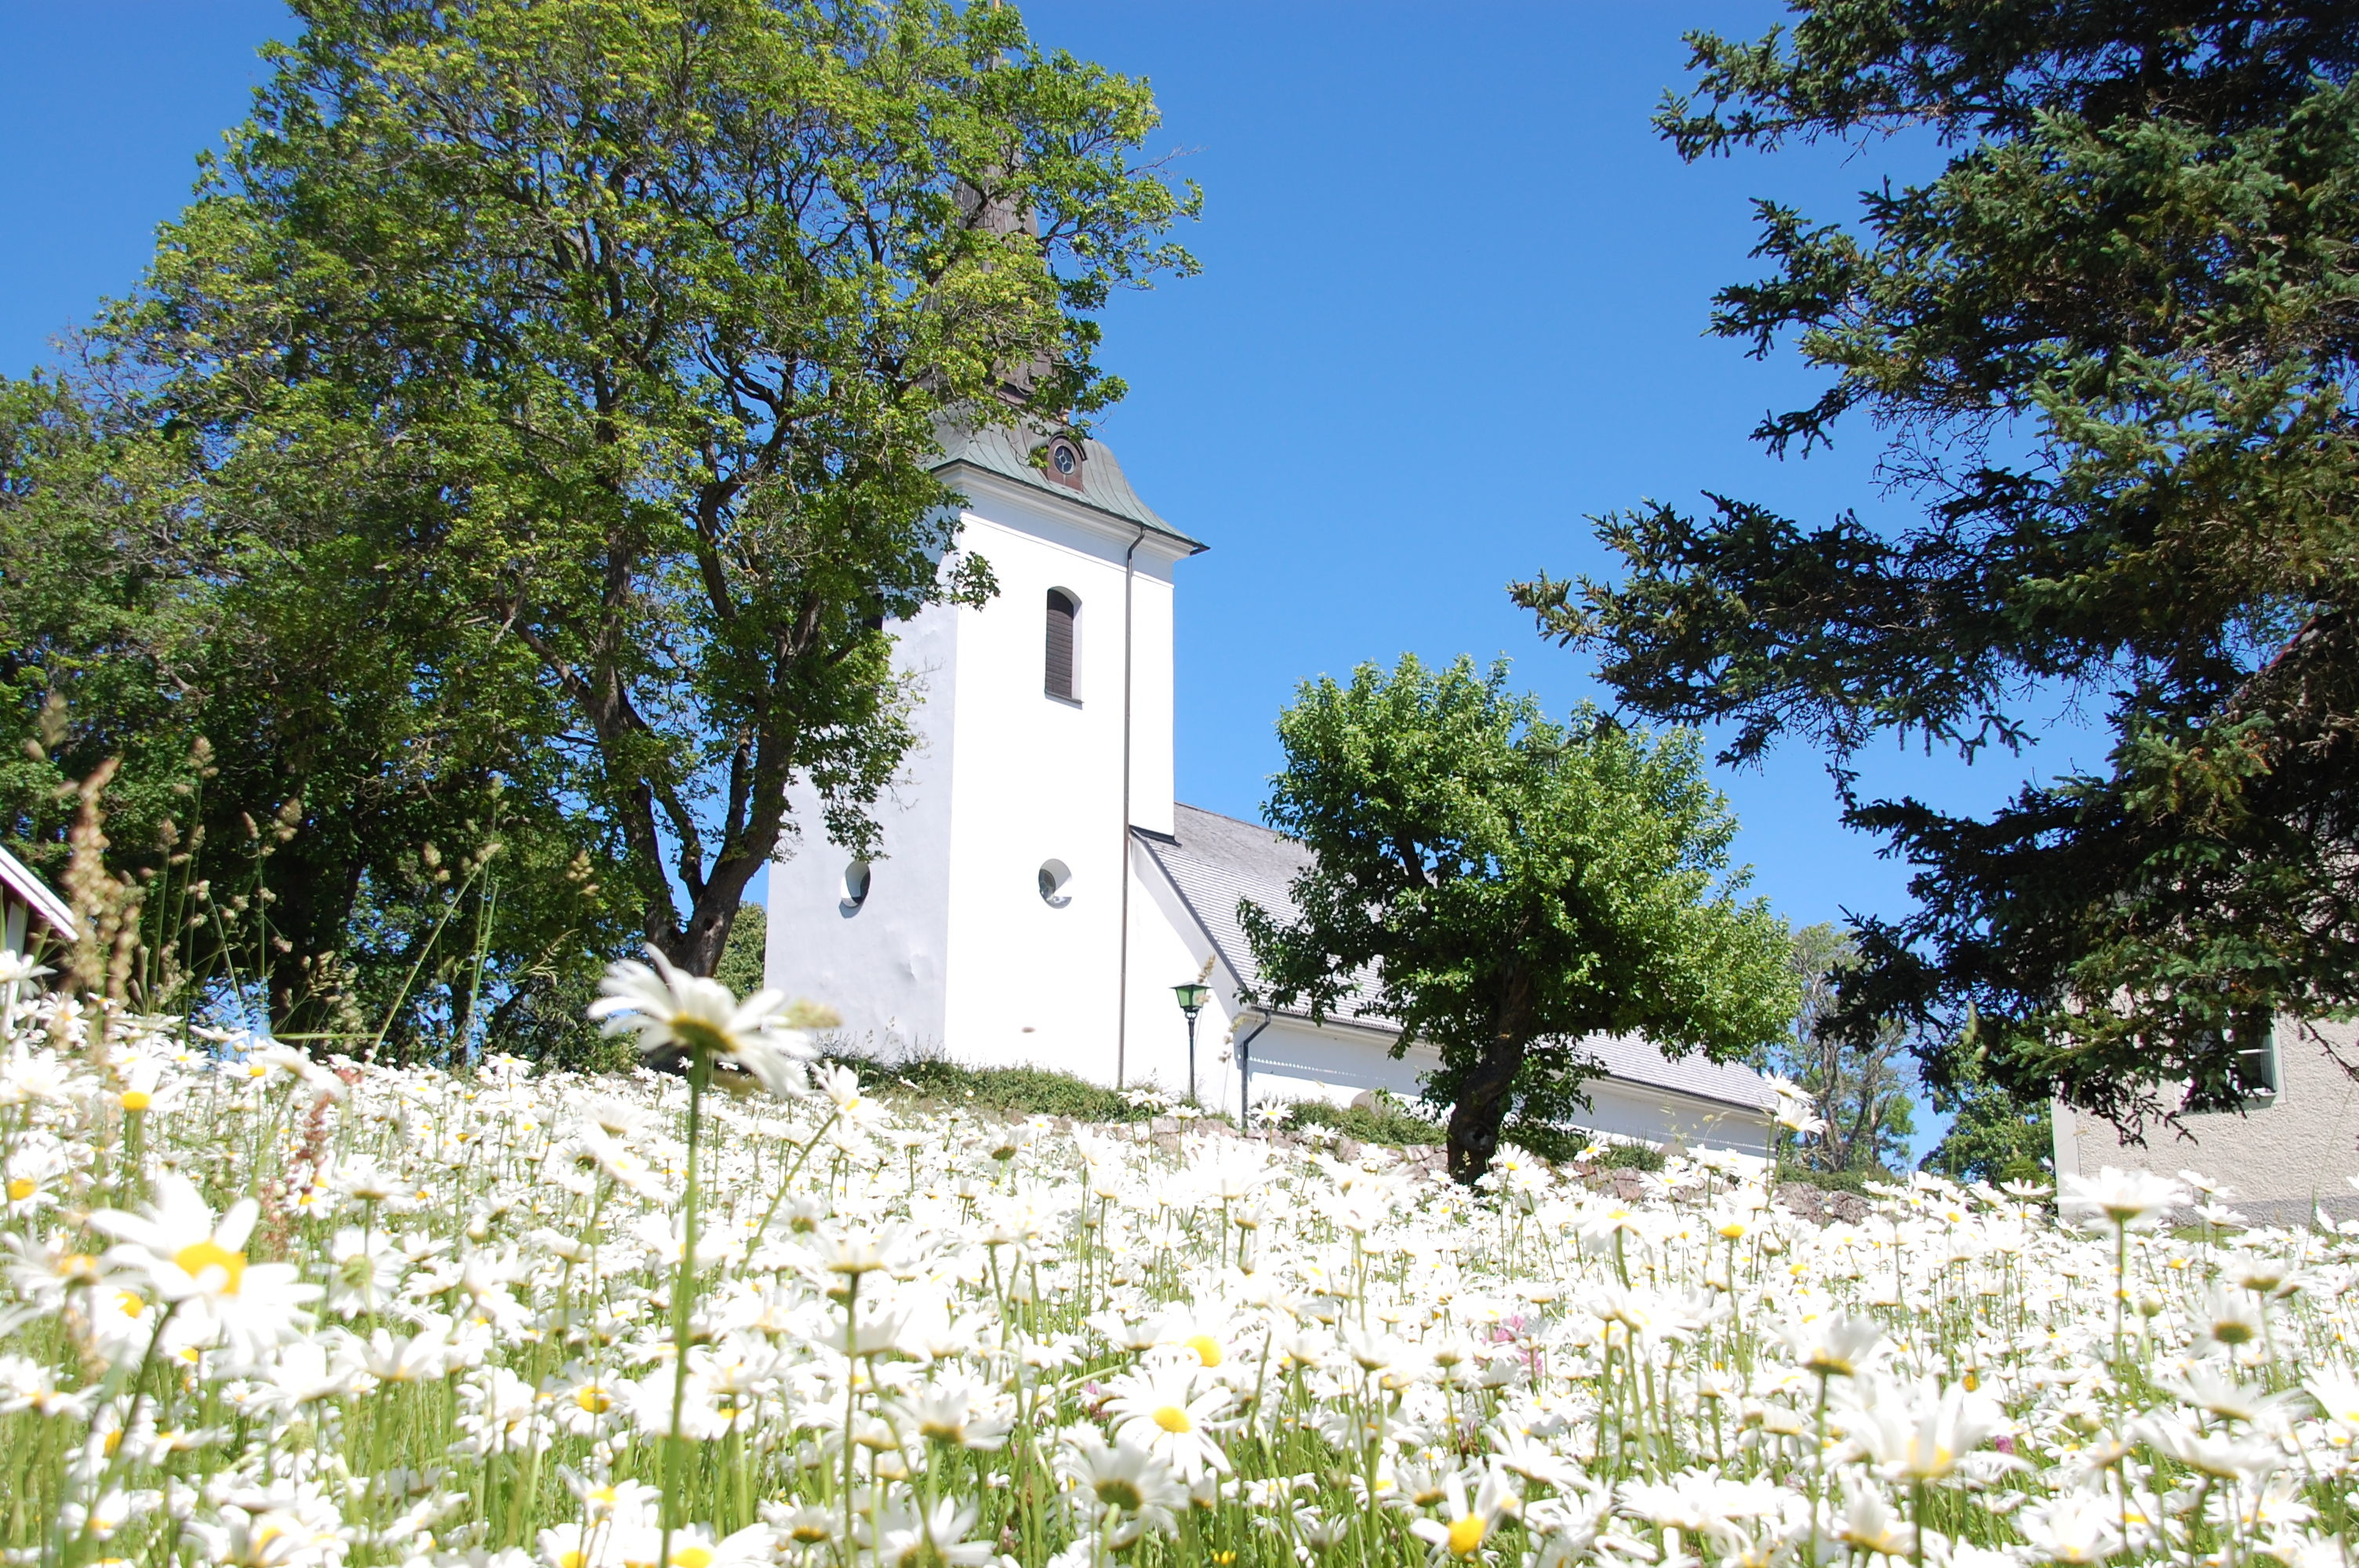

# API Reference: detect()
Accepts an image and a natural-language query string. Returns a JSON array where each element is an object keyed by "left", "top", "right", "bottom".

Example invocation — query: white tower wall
[
  {"left": 765, "top": 459, "right": 1195, "bottom": 1086},
  {"left": 762, "top": 598, "right": 961, "bottom": 1054}
]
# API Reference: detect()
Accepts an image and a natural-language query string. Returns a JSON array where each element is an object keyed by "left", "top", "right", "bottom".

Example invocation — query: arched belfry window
[{"left": 1044, "top": 589, "right": 1078, "bottom": 701}]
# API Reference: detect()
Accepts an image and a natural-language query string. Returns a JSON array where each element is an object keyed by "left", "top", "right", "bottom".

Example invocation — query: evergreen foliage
[
  {"left": 1516, "top": 3, "right": 2359, "bottom": 1133},
  {"left": 712, "top": 902, "right": 769, "bottom": 1005}
]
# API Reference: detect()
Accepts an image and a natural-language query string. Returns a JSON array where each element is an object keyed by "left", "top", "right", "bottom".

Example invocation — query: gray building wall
[{"left": 2052, "top": 1018, "right": 2359, "bottom": 1225}]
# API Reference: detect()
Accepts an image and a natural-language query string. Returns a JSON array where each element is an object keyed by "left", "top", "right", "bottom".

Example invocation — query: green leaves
[
  {"left": 1773, "top": 923, "right": 1916, "bottom": 1176},
  {"left": 1240, "top": 655, "right": 1794, "bottom": 1182},
  {"left": 40, "top": 0, "right": 1196, "bottom": 995}
]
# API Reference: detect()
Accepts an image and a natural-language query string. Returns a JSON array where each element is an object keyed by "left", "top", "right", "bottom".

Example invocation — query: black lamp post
[{"left": 1172, "top": 981, "right": 1210, "bottom": 1104}]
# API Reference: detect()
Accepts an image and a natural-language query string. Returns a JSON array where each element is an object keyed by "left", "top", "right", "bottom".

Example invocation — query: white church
[{"left": 765, "top": 418, "right": 1776, "bottom": 1156}]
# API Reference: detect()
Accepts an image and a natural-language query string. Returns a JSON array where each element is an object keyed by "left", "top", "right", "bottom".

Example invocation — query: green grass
[{"left": 838, "top": 1053, "right": 1157, "bottom": 1123}]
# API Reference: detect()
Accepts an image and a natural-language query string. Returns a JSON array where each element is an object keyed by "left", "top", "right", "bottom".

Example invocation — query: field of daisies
[{"left": 4, "top": 953, "right": 2359, "bottom": 1568}]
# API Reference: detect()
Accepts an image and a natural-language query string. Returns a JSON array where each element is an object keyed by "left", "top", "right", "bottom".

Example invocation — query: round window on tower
[
  {"left": 1037, "top": 858, "right": 1073, "bottom": 908},
  {"left": 1044, "top": 437, "right": 1083, "bottom": 488},
  {"left": 841, "top": 861, "right": 872, "bottom": 912}
]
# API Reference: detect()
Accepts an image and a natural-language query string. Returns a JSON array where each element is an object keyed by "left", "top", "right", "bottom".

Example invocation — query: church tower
[{"left": 764, "top": 420, "right": 1205, "bottom": 1085}]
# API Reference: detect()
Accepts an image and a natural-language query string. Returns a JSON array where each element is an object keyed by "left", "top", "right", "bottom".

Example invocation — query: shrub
[
  {"left": 1281, "top": 1094, "right": 1445, "bottom": 1148},
  {"left": 1772, "top": 1163, "right": 1891, "bottom": 1196}
]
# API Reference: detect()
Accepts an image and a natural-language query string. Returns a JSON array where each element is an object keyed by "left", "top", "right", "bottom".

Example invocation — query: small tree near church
[{"left": 1240, "top": 655, "right": 1795, "bottom": 1184}]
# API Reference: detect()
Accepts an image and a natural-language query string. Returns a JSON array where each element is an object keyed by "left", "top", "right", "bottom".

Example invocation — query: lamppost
[{"left": 1171, "top": 981, "right": 1210, "bottom": 1105}]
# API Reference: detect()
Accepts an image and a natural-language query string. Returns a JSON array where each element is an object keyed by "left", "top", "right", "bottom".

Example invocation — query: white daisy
[
  {"left": 589, "top": 947, "right": 815, "bottom": 1097},
  {"left": 90, "top": 1174, "right": 319, "bottom": 1360}
]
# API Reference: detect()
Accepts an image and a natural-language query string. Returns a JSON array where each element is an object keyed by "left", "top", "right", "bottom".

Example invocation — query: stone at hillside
[
  {"left": 1348, "top": 1091, "right": 1377, "bottom": 1112},
  {"left": 1775, "top": 1182, "right": 1870, "bottom": 1226},
  {"left": 1332, "top": 1137, "right": 1363, "bottom": 1163}
]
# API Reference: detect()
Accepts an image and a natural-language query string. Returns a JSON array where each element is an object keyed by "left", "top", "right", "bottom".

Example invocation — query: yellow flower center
[
  {"left": 173, "top": 1239, "right": 247, "bottom": 1294},
  {"left": 672, "top": 1548, "right": 714, "bottom": 1568},
  {"left": 5, "top": 1178, "right": 35, "bottom": 1202},
  {"left": 1152, "top": 1404, "right": 1193, "bottom": 1434},
  {"left": 559, "top": 1554, "right": 591, "bottom": 1568},
  {"left": 1447, "top": 1515, "right": 1487, "bottom": 1556},
  {"left": 248, "top": 1064, "right": 268, "bottom": 1078},
  {"left": 1185, "top": 1334, "right": 1223, "bottom": 1367},
  {"left": 574, "top": 1386, "right": 612, "bottom": 1414},
  {"left": 119, "top": 1090, "right": 151, "bottom": 1112}
]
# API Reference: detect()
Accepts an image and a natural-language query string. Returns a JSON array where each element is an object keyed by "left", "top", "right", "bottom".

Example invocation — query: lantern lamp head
[{"left": 1171, "top": 982, "right": 1211, "bottom": 1019}]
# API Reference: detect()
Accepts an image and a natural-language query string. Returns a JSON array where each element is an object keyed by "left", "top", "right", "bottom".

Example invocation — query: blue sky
[{"left": 0, "top": 3, "right": 2099, "bottom": 1137}]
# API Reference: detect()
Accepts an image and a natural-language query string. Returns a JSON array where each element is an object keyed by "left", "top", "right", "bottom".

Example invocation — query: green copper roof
[{"left": 932, "top": 415, "right": 1205, "bottom": 552}]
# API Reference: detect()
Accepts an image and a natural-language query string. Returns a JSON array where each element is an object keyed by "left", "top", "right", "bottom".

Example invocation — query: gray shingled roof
[
  {"left": 933, "top": 415, "right": 1205, "bottom": 550},
  {"left": 1140, "top": 804, "right": 1776, "bottom": 1114}
]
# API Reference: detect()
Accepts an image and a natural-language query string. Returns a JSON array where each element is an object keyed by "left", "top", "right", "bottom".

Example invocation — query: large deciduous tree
[
  {"left": 1239, "top": 655, "right": 1795, "bottom": 1184},
  {"left": 0, "top": 361, "right": 628, "bottom": 1043},
  {"left": 1919, "top": 1047, "right": 2054, "bottom": 1188},
  {"left": 105, "top": 0, "right": 1194, "bottom": 991},
  {"left": 1771, "top": 923, "right": 1915, "bottom": 1174},
  {"left": 1514, "top": 4, "right": 2359, "bottom": 1133}
]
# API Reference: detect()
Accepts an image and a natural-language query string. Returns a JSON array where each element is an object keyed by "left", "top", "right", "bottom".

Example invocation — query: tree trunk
[
  {"left": 658, "top": 849, "right": 766, "bottom": 978},
  {"left": 1445, "top": 1033, "right": 1529, "bottom": 1185}
]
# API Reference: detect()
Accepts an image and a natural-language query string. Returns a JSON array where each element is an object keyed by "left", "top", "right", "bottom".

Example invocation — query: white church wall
[
  {"left": 1118, "top": 839, "right": 1220, "bottom": 1098},
  {"left": 764, "top": 596, "right": 960, "bottom": 1053},
  {"left": 1576, "top": 1077, "right": 1772, "bottom": 1157},
  {"left": 929, "top": 480, "right": 1189, "bottom": 1083},
  {"left": 1239, "top": 1016, "right": 1440, "bottom": 1112},
  {"left": 1235, "top": 1026, "right": 1767, "bottom": 1156},
  {"left": 1123, "top": 563, "right": 1177, "bottom": 841},
  {"left": 766, "top": 466, "right": 1187, "bottom": 1080}
]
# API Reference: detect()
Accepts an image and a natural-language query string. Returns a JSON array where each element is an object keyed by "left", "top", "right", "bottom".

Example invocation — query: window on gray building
[
  {"left": 1045, "top": 589, "right": 1078, "bottom": 701},
  {"left": 2236, "top": 1024, "right": 2281, "bottom": 1099}
]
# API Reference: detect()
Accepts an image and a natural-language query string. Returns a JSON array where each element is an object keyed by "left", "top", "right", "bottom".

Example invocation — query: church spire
[{"left": 953, "top": 172, "right": 1055, "bottom": 403}]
